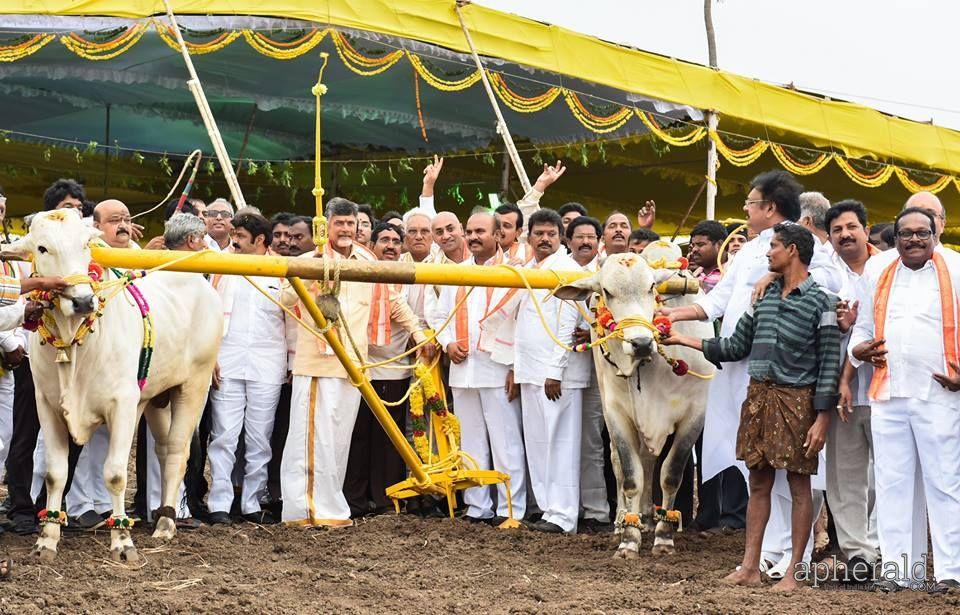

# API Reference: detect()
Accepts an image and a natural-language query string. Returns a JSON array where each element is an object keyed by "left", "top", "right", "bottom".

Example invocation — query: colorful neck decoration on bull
[
  {"left": 572, "top": 256, "right": 712, "bottom": 380},
  {"left": 26, "top": 260, "right": 156, "bottom": 390}
]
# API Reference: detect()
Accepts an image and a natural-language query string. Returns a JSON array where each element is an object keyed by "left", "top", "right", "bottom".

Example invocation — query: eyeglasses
[
  {"left": 896, "top": 229, "right": 933, "bottom": 240},
  {"left": 208, "top": 210, "right": 232, "bottom": 219},
  {"left": 744, "top": 199, "right": 769, "bottom": 207}
]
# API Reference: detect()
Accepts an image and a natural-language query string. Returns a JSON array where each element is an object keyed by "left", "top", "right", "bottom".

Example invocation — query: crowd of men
[{"left": 0, "top": 159, "right": 957, "bottom": 594}]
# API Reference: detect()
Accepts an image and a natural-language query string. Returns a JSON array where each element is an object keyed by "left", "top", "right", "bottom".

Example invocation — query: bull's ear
[
  {"left": 85, "top": 226, "right": 104, "bottom": 244},
  {"left": 554, "top": 274, "right": 600, "bottom": 300},
  {"left": 0, "top": 234, "right": 35, "bottom": 261}
]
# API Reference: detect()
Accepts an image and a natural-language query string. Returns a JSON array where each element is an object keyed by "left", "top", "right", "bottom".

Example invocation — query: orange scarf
[
  {"left": 869, "top": 251, "right": 959, "bottom": 401},
  {"left": 368, "top": 282, "right": 402, "bottom": 346},
  {"left": 454, "top": 249, "right": 505, "bottom": 352}
]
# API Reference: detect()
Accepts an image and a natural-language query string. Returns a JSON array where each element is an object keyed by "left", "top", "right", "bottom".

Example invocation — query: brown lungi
[{"left": 736, "top": 379, "right": 818, "bottom": 475}]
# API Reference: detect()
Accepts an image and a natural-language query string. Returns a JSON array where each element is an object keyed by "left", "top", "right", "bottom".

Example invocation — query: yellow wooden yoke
[{"left": 86, "top": 246, "right": 697, "bottom": 526}]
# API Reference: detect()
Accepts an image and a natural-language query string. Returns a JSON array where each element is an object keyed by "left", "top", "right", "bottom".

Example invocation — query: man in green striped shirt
[{"left": 664, "top": 222, "right": 840, "bottom": 592}]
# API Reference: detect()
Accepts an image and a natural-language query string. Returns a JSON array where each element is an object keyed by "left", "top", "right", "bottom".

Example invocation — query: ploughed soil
[{"left": 0, "top": 513, "right": 955, "bottom": 614}]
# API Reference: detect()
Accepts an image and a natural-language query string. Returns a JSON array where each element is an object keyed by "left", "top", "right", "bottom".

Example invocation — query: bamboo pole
[
  {"left": 287, "top": 276, "right": 431, "bottom": 486},
  {"left": 703, "top": 0, "right": 719, "bottom": 220},
  {"left": 454, "top": 1, "right": 531, "bottom": 193},
  {"left": 162, "top": 0, "right": 246, "bottom": 209}
]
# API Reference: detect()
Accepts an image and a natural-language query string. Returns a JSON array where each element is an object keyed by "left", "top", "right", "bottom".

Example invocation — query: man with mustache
[
  {"left": 495, "top": 162, "right": 566, "bottom": 264},
  {"left": 627, "top": 228, "right": 660, "bottom": 254},
  {"left": 824, "top": 199, "right": 880, "bottom": 584},
  {"left": 565, "top": 215, "right": 611, "bottom": 531},
  {"left": 269, "top": 213, "right": 295, "bottom": 256},
  {"left": 208, "top": 213, "right": 285, "bottom": 525},
  {"left": 345, "top": 222, "right": 420, "bottom": 517},
  {"left": 602, "top": 212, "right": 631, "bottom": 255},
  {"left": 428, "top": 213, "right": 528, "bottom": 525},
  {"left": 280, "top": 198, "right": 435, "bottom": 527},
  {"left": 512, "top": 209, "right": 589, "bottom": 534},
  {"left": 662, "top": 171, "right": 844, "bottom": 576},
  {"left": 687, "top": 220, "right": 727, "bottom": 295},
  {"left": 93, "top": 199, "right": 134, "bottom": 248},
  {"left": 849, "top": 206, "right": 960, "bottom": 594}
]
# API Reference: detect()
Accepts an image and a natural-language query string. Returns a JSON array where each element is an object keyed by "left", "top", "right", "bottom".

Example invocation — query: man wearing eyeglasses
[
  {"left": 204, "top": 198, "right": 234, "bottom": 252},
  {"left": 662, "top": 171, "right": 844, "bottom": 577},
  {"left": 849, "top": 205, "right": 960, "bottom": 594}
]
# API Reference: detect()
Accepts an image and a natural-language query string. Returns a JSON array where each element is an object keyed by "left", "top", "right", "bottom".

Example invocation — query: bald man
[{"left": 93, "top": 200, "right": 134, "bottom": 249}]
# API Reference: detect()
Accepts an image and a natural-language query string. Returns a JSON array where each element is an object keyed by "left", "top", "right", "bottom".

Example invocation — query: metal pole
[
  {"left": 454, "top": 1, "right": 531, "bottom": 193},
  {"left": 287, "top": 276, "right": 431, "bottom": 485},
  {"left": 162, "top": 0, "right": 247, "bottom": 208}
]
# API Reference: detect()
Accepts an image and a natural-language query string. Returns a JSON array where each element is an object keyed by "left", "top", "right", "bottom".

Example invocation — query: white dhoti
[
  {"left": 452, "top": 386, "right": 527, "bottom": 520},
  {"left": 520, "top": 384, "right": 582, "bottom": 533},
  {"left": 281, "top": 375, "right": 361, "bottom": 526},
  {"left": 208, "top": 378, "right": 282, "bottom": 515},
  {"left": 0, "top": 371, "right": 13, "bottom": 481},
  {"left": 701, "top": 360, "right": 749, "bottom": 481},
  {"left": 872, "top": 397, "right": 960, "bottom": 585},
  {"left": 579, "top": 381, "right": 609, "bottom": 522}
]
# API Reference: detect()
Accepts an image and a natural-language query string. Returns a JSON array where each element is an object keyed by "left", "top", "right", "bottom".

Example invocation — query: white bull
[
  {"left": 6, "top": 209, "right": 221, "bottom": 562},
  {"left": 557, "top": 245, "right": 714, "bottom": 557}
]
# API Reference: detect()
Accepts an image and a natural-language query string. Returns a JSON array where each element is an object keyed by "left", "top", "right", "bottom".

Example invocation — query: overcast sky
[{"left": 476, "top": 0, "right": 959, "bottom": 131}]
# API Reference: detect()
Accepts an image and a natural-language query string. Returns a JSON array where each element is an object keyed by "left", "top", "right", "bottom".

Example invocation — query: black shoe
[
  {"left": 929, "top": 579, "right": 960, "bottom": 596},
  {"left": 491, "top": 516, "right": 509, "bottom": 526},
  {"left": 241, "top": 511, "right": 277, "bottom": 525},
  {"left": 208, "top": 511, "right": 232, "bottom": 525},
  {"left": 10, "top": 516, "right": 37, "bottom": 536},
  {"left": 524, "top": 512, "right": 543, "bottom": 524},
  {"left": 531, "top": 520, "right": 565, "bottom": 534},
  {"left": 872, "top": 579, "right": 904, "bottom": 593},
  {"left": 463, "top": 514, "right": 493, "bottom": 525},
  {"left": 844, "top": 557, "right": 876, "bottom": 583},
  {"left": 66, "top": 509, "right": 104, "bottom": 532},
  {"left": 580, "top": 518, "right": 614, "bottom": 534},
  {"left": 0, "top": 496, "right": 10, "bottom": 515}
]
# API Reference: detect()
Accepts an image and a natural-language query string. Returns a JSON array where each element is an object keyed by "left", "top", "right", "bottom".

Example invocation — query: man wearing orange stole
[{"left": 850, "top": 206, "right": 960, "bottom": 594}]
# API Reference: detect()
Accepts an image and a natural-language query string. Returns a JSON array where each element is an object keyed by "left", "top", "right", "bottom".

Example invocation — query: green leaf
[
  {"left": 341, "top": 165, "right": 349, "bottom": 177},
  {"left": 42, "top": 147, "right": 52, "bottom": 162},
  {"left": 159, "top": 153, "right": 173, "bottom": 176},
  {"left": 84, "top": 141, "right": 98, "bottom": 156},
  {"left": 400, "top": 187, "right": 409, "bottom": 208},
  {"left": 73, "top": 146, "right": 83, "bottom": 165},
  {"left": 482, "top": 153, "right": 496, "bottom": 167},
  {"left": 262, "top": 161, "right": 274, "bottom": 181},
  {"left": 133, "top": 151, "right": 145, "bottom": 165},
  {"left": 597, "top": 141, "right": 607, "bottom": 163},
  {"left": 532, "top": 148, "right": 544, "bottom": 166},
  {"left": 387, "top": 163, "right": 396, "bottom": 184},
  {"left": 204, "top": 160, "right": 216, "bottom": 175},
  {"left": 246, "top": 160, "right": 258, "bottom": 176},
  {"left": 397, "top": 158, "right": 413, "bottom": 173},
  {"left": 0, "top": 130, "right": 9, "bottom": 144},
  {"left": 579, "top": 144, "right": 589, "bottom": 167}
]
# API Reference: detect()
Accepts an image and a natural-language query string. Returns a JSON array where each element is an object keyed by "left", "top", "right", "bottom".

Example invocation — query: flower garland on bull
[
  {"left": 570, "top": 255, "right": 711, "bottom": 380},
  {"left": 24, "top": 259, "right": 155, "bottom": 389}
]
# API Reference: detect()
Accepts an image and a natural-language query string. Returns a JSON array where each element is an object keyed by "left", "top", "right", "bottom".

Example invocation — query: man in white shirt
[
  {"left": 208, "top": 213, "right": 287, "bottom": 525},
  {"left": 430, "top": 212, "right": 527, "bottom": 524},
  {"left": 850, "top": 207, "right": 960, "bottom": 594},
  {"left": 799, "top": 192, "right": 831, "bottom": 249},
  {"left": 662, "top": 171, "right": 844, "bottom": 572},
  {"left": 565, "top": 216, "right": 611, "bottom": 531},
  {"left": 204, "top": 198, "right": 234, "bottom": 252},
  {"left": 513, "top": 209, "right": 589, "bottom": 534},
  {"left": 826, "top": 200, "right": 881, "bottom": 583}
]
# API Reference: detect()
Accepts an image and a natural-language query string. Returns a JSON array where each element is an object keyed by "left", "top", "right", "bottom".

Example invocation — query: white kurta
[
  {"left": 513, "top": 249, "right": 588, "bottom": 532},
  {"left": 849, "top": 249, "right": 960, "bottom": 584}
]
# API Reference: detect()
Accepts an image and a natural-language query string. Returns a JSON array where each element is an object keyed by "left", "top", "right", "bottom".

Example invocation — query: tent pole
[
  {"left": 454, "top": 1, "right": 531, "bottom": 193},
  {"left": 162, "top": 0, "right": 247, "bottom": 208},
  {"left": 703, "top": 0, "right": 719, "bottom": 220}
]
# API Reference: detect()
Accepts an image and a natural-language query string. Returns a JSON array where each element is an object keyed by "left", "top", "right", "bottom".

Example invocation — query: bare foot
[
  {"left": 770, "top": 576, "right": 803, "bottom": 593},
  {"left": 721, "top": 568, "right": 762, "bottom": 587}
]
